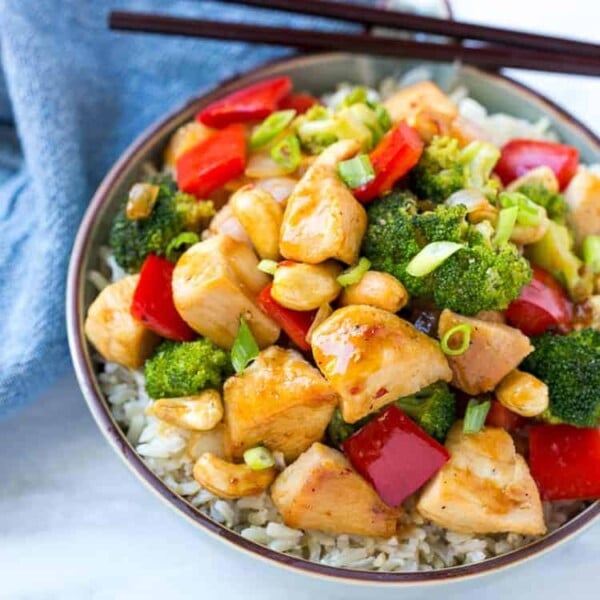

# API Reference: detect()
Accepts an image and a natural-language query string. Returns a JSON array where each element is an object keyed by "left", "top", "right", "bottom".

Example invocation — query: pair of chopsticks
[{"left": 109, "top": 0, "right": 600, "bottom": 77}]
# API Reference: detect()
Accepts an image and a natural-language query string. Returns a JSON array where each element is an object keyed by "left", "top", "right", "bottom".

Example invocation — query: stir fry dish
[{"left": 85, "top": 75, "right": 600, "bottom": 551}]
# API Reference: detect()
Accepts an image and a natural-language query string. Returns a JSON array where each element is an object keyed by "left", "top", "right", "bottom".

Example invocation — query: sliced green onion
[
  {"left": 493, "top": 206, "right": 518, "bottom": 247},
  {"left": 250, "top": 109, "right": 297, "bottom": 149},
  {"left": 165, "top": 232, "right": 200, "bottom": 262},
  {"left": 369, "top": 101, "right": 392, "bottom": 131},
  {"left": 337, "top": 155, "right": 375, "bottom": 189},
  {"left": 337, "top": 257, "right": 371, "bottom": 287},
  {"left": 499, "top": 191, "right": 542, "bottom": 226},
  {"left": 440, "top": 323, "right": 472, "bottom": 356},
  {"left": 270, "top": 134, "right": 301, "bottom": 173},
  {"left": 257, "top": 259, "right": 278, "bottom": 275},
  {"left": 231, "top": 316, "right": 260, "bottom": 374},
  {"left": 243, "top": 446, "right": 275, "bottom": 470},
  {"left": 463, "top": 398, "right": 491, "bottom": 434},
  {"left": 582, "top": 235, "right": 600, "bottom": 274},
  {"left": 342, "top": 86, "right": 368, "bottom": 107},
  {"left": 406, "top": 242, "right": 464, "bottom": 278}
]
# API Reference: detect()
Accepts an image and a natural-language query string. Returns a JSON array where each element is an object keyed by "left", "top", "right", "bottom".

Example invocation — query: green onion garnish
[
  {"left": 270, "top": 134, "right": 301, "bottom": 173},
  {"left": 165, "top": 232, "right": 200, "bottom": 262},
  {"left": 440, "top": 323, "right": 472, "bottom": 356},
  {"left": 243, "top": 446, "right": 275, "bottom": 470},
  {"left": 463, "top": 398, "right": 491, "bottom": 434},
  {"left": 499, "top": 192, "right": 542, "bottom": 226},
  {"left": 231, "top": 316, "right": 260, "bottom": 374},
  {"left": 337, "top": 257, "right": 371, "bottom": 287},
  {"left": 250, "top": 109, "right": 297, "bottom": 149},
  {"left": 406, "top": 242, "right": 464, "bottom": 277},
  {"left": 257, "top": 259, "right": 278, "bottom": 275},
  {"left": 337, "top": 155, "right": 375, "bottom": 189},
  {"left": 493, "top": 206, "right": 518, "bottom": 247},
  {"left": 583, "top": 235, "right": 600, "bottom": 274},
  {"left": 342, "top": 86, "right": 368, "bottom": 107}
]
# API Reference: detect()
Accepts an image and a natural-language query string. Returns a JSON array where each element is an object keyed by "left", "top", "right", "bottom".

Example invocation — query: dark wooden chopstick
[
  {"left": 109, "top": 11, "right": 600, "bottom": 77},
  {"left": 218, "top": 0, "right": 600, "bottom": 59}
]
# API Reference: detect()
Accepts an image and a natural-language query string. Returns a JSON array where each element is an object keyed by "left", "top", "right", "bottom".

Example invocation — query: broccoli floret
[
  {"left": 109, "top": 175, "right": 214, "bottom": 272},
  {"left": 521, "top": 329, "right": 600, "bottom": 428},
  {"left": 362, "top": 190, "right": 435, "bottom": 298},
  {"left": 410, "top": 136, "right": 500, "bottom": 203},
  {"left": 517, "top": 183, "right": 567, "bottom": 223},
  {"left": 144, "top": 338, "right": 233, "bottom": 399},
  {"left": 394, "top": 382, "right": 456, "bottom": 441},
  {"left": 362, "top": 191, "right": 531, "bottom": 313},
  {"left": 327, "top": 409, "right": 368, "bottom": 447},
  {"left": 434, "top": 243, "right": 532, "bottom": 315}
]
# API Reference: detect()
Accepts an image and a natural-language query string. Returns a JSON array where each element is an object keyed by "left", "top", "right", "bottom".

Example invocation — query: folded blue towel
[{"left": 0, "top": 0, "right": 361, "bottom": 419}]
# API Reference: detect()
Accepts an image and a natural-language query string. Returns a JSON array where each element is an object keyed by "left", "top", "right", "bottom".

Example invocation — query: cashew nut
[
  {"left": 147, "top": 390, "right": 223, "bottom": 431},
  {"left": 193, "top": 452, "right": 276, "bottom": 499},
  {"left": 339, "top": 271, "right": 408, "bottom": 313},
  {"left": 496, "top": 370, "right": 549, "bottom": 417}
]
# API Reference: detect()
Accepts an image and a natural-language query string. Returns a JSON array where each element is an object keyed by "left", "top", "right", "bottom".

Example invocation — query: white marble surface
[{"left": 1, "top": 1, "right": 599, "bottom": 598}]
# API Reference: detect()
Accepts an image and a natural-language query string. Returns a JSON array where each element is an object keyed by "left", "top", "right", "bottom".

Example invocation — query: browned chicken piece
[
  {"left": 84, "top": 275, "right": 159, "bottom": 369},
  {"left": 193, "top": 452, "right": 276, "bottom": 499},
  {"left": 438, "top": 309, "right": 533, "bottom": 395},
  {"left": 223, "top": 346, "right": 338, "bottom": 461},
  {"left": 383, "top": 81, "right": 458, "bottom": 142},
  {"left": 311, "top": 305, "right": 452, "bottom": 424},
  {"left": 417, "top": 423, "right": 546, "bottom": 535},
  {"left": 279, "top": 140, "right": 367, "bottom": 265},
  {"left": 564, "top": 169, "right": 600, "bottom": 248},
  {"left": 172, "top": 234, "right": 280, "bottom": 349},
  {"left": 271, "top": 443, "right": 398, "bottom": 537}
]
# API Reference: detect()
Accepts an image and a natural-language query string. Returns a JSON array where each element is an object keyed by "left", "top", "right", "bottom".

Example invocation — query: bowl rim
[{"left": 66, "top": 52, "right": 600, "bottom": 586}]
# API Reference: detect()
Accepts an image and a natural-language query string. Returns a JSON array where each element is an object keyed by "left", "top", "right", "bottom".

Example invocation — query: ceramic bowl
[{"left": 67, "top": 53, "right": 600, "bottom": 585}]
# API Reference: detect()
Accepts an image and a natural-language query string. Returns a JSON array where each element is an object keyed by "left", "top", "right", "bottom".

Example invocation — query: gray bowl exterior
[{"left": 67, "top": 53, "right": 600, "bottom": 585}]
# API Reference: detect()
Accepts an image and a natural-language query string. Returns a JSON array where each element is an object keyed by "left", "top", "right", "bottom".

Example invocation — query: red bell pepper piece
[
  {"left": 354, "top": 122, "right": 424, "bottom": 203},
  {"left": 257, "top": 284, "right": 315, "bottom": 352},
  {"left": 529, "top": 424, "right": 600, "bottom": 500},
  {"left": 176, "top": 124, "right": 247, "bottom": 198},
  {"left": 506, "top": 266, "right": 573, "bottom": 336},
  {"left": 495, "top": 139, "right": 579, "bottom": 190},
  {"left": 131, "top": 255, "right": 196, "bottom": 342},
  {"left": 278, "top": 92, "right": 319, "bottom": 115},
  {"left": 342, "top": 405, "right": 450, "bottom": 506},
  {"left": 197, "top": 76, "right": 292, "bottom": 128},
  {"left": 485, "top": 400, "right": 526, "bottom": 431}
]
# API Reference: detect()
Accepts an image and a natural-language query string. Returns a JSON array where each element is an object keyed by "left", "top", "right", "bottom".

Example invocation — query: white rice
[{"left": 91, "top": 74, "right": 588, "bottom": 571}]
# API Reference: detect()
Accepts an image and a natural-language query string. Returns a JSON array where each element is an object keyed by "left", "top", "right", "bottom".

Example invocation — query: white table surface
[{"left": 2, "top": 1, "right": 599, "bottom": 598}]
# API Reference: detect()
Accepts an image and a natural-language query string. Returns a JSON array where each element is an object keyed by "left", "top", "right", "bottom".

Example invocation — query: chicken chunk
[
  {"left": 223, "top": 346, "right": 338, "bottom": 461},
  {"left": 417, "top": 424, "right": 546, "bottom": 535},
  {"left": 564, "top": 169, "right": 600, "bottom": 247},
  {"left": 383, "top": 81, "right": 458, "bottom": 140},
  {"left": 84, "top": 275, "right": 159, "bottom": 369},
  {"left": 172, "top": 235, "right": 280, "bottom": 349},
  {"left": 271, "top": 443, "right": 398, "bottom": 537},
  {"left": 311, "top": 306, "right": 452, "bottom": 423},
  {"left": 279, "top": 140, "right": 367, "bottom": 265},
  {"left": 438, "top": 309, "right": 533, "bottom": 396}
]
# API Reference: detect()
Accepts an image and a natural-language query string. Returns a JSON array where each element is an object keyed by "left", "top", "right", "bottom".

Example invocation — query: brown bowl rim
[{"left": 66, "top": 53, "right": 600, "bottom": 586}]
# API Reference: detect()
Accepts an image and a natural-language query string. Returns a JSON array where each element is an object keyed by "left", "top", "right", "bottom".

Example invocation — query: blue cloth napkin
[{"left": 0, "top": 0, "right": 361, "bottom": 419}]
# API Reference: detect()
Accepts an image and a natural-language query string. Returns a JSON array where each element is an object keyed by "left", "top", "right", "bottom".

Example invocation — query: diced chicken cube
[
  {"left": 438, "top": 309, "right": 533, "bottom": 395},
  {"left": 172, "top": 235, "right": 280, "bottom": 349},
  {"left": 417, "top": 423, "right": 546, "bottom": 535},
  {"left": 271, "top": 442, "right": 398, "bottom": 537},
  {"left": 84, "top": 275, "right": 159, "bottom": 369},
  {"left": 311, "top": 305, "right": 452, "bottom": 424},
  {"left": 279, "top": 140, "right": 367, "bottom": 265},
  {"left": 564, "top": 169, "right": 600, "bottom": 247},
  {"left": 383, "top": 81, "right": 458, "bottom": 138},
  {"left": 223, "top": 346, "right": 338, "bottom": 461}
]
